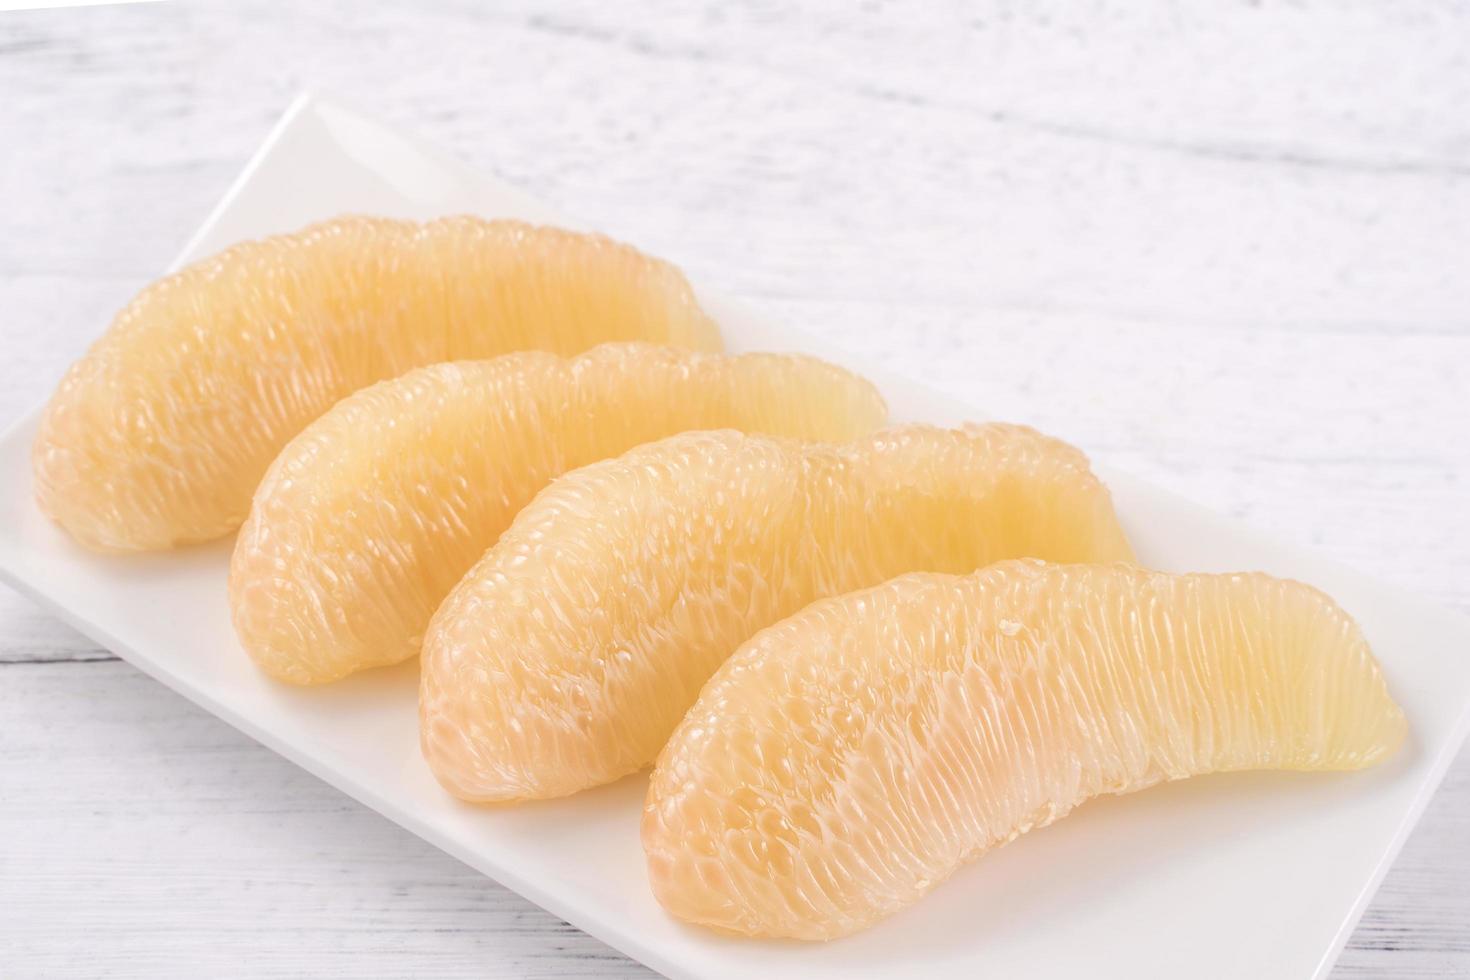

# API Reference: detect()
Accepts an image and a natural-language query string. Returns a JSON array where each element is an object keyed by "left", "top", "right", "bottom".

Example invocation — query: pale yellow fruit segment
[
  {"left": 644, "top": 561, "right": 1407, "bottom": 940},
  {"left": 229, "top": 343, "right": 887, "bottom": 684},
  {"left": 420, "top": 424, "right": 1134, "bottom": 802},
  {"left": 33, "top": 216, "right": 720, "bottom": 552}
]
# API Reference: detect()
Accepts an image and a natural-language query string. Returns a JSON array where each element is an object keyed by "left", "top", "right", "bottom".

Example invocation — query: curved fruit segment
[
  {"left": 421, "top": 424, "right": 1134, "bottom": 802},
  {"left": 230, "top": 343, "right": 887, "bottom": 685},
  {"left": 644, "top": 561, "right": 1407, "bottom": 940},
  {"left": 33, "top": 216, "right": 720, "bottom": 552}
]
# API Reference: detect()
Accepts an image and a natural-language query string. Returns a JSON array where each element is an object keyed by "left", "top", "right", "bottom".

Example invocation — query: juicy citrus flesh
[
  {"left": 643, "top": 561, "right": 1407, "bottom": 940},
  {"left": 33, "top": 216, "right": 721, "bottom": 552},
  {"left": 420, "top": 424, "right": 1135, "bottom": 803},
  {"left": 229, "top": 343, "right": 888, "bottom": 685}
]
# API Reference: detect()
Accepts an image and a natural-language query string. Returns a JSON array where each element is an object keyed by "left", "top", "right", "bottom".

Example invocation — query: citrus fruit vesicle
[
  {"left": 33, "top": 216, "right": 720, "bottom": 551},
  {"left": 230, "top": 343, "right": 887, "bottom": 684},
  {"left": 644, "top": 561, "right": 1407, "bottom": 940},
  {"left": 420, "top": 424, "right": 1135, "bottom": 802}
]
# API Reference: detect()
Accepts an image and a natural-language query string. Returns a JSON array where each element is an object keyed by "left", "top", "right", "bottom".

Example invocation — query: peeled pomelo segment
[
  {"left": 419, "top": 423, "right": 1134, "bottom": 802},
  {"left": 33, "top": 216, "right": 721, "bottom": 552},
  {"left": 643, "top": 561, "right": 1407, "bottom": 940},
  {"left": 229, "top": 343, "right": 887, "bottom": 685}
]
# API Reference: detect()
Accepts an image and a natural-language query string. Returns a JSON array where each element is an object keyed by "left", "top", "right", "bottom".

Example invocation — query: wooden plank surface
[{"left": 1, "top": 2, "right": 1466, "bottom": 976}]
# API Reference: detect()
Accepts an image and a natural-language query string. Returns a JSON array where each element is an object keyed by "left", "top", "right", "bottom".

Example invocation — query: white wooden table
[{"left": 2, "top": 3, "right": 1466, "bottom": 976}]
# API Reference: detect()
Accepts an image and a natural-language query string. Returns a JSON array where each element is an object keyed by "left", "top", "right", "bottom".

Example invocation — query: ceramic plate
[{"left": 2, "top": 95, "right": 1467, "bottom": 980}]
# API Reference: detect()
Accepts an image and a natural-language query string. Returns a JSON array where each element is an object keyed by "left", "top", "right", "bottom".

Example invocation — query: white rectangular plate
[{"left": 2, "top": 95, "right": 1468, "bottom": 980}]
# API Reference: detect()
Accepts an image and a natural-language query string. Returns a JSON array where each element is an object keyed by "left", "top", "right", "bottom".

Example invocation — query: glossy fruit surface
[
  {"left": 231, "top": 343, "right": 886, "bottom": 684},
  {"left": 644, "top": 561, "right": 1407, "bottom": 940},
  {"left": 33, "top": 216, "right": 720, "bottom": 551},
  {"left": 421, "top": 424, "right": 1134, "bottom": 802}
]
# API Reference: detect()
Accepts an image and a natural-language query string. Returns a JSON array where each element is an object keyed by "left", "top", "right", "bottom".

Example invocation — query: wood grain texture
[{"left": 0, "top": 1, "right": 1466, "bottom": 976}]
